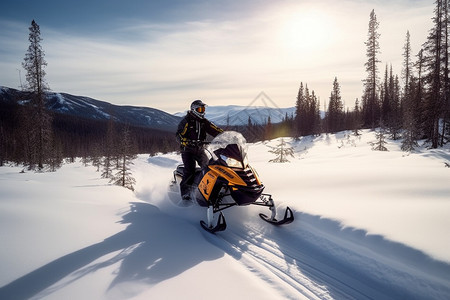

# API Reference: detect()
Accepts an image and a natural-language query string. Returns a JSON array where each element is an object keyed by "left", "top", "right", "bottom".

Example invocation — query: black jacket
[{"left": 176, "top": 111, "right": 223, "bottom": 149}]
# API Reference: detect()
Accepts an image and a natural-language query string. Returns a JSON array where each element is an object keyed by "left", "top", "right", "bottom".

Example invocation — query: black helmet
[{"left": 190, "top": 99, "right": 206, "bottom": 119}]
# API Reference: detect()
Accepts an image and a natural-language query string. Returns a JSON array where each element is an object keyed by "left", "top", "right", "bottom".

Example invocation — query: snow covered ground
[{"left": 0, "top": 130, "right": 449, "bottom": 299}]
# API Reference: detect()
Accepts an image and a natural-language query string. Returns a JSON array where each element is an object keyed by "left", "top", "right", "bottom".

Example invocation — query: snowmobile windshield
[{"left": 208, "top": 131, "right": 249, "bottom": 169}]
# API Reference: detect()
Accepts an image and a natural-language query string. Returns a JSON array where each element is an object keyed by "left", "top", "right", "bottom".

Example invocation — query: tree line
[
  {"left": 255, "top": 4, "right": 449, "bottom": 150},
  {"left": 0, "top": 90, "right": 177, "bottom": 167},
  {"left": 0, "top": 20, "right": 177, "bottom": 181},
  {"left": 3, "top": 4, "right": 450, "bottom": 174}
]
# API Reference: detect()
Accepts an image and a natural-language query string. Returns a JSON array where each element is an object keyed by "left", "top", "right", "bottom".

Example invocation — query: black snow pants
[{"left": 180, "top": 146, "right": 209, "bottom": 198}]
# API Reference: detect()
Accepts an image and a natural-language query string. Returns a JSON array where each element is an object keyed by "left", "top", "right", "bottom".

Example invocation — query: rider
[{"left": 176, "top": 100, "right": 223, "bottom": 201}]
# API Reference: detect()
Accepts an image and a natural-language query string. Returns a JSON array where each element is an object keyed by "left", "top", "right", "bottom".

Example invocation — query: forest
[
  {"left": 277, "top": 5, "right": 449, "bottom": 152},
  {"left": 1, "top": 2, "right": 449, "bottom": 174}
]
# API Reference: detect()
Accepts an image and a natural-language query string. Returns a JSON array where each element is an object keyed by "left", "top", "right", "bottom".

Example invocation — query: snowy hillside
[
  {"left": 1, "top": 130, "right": 449, "bottom": 299},
  {"left": 175, "top": 105, "right": 296, "bottom": 126},
  {"left": 0, "top": 86, "right": 181, "bottom": 131}
]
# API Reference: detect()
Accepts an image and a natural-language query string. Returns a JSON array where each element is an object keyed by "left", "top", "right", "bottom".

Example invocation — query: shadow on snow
[{"left": 0, "top": 202, "right": 223, "bottom": 300}]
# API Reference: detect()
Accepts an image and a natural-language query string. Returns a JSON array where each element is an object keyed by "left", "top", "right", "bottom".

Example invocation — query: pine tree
[
  {"left": 415, "top": 49, "right": 426, "bottom": 137},
  {"left": 422, "top": 0, "right": 448, "bottom": 148},
  {"left": 381, "top": 64, "right": 391, "bottom": 125},
  {"left": 370, "top": 121, "right": 389, "bottom": 151},
  {"left": 442, "top": 0, "right": 450, "bottom": 146},
  {"left": 110, "top": 126, "right": 137, "bottom": 191},
  {"left": 352, "top": 99, "right": 363, "bottom": 136},
  {"left": 268, "top": 138, "right": 294, "bottom": 163},
  {"left": 402, "top": 78, "right": 420, "bottom": 152},
  {"left": 312, "top": 93, "right": 321, "bottom": 135},
  {"left": 22, "top": 20, "right": 52, "bottom": 170},
  {"left": 327, "top": 77, "right": 344, "bottom": 133},
  {"left": 295, "top": 82, "right": 321, "bottom": 137},
  {"left": 402, "top": 74, "right": 420, "bottom": 152},
  {"left": 389, "top": 73, "right": 402, "bottom": 140},
  {"left": 264, "top": 116, "right": 273, "bottom": 140},
  {"left": 295, "top": 82, "right": 305, "bottom": 136},
  {"left": 101, "top": 117, "right": 116, "bottom": 179},
  {"left": 362, "top": 9, "right": 381, "bottom": 128},
  {"left": 402, "top": 31, "right": 413, "bottom": 97},
  {"left": 91, "top": 142, "right": 103, "bottom": 172}
]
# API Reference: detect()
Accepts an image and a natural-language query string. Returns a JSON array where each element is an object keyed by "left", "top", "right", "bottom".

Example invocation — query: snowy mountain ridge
[
  {"left": 1, "top": 86, "right": 297, "bottom": 130},
  {"left": 175, "top": 105, "right": 296, "bottom": 126},
  {"left": 0, "top": 86, "right": 181, "bottom": 131}
]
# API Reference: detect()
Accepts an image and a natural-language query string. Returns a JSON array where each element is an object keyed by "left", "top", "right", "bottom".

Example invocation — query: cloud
[{"left": 0, "top": 1, "right": 436, "bottom": 113}]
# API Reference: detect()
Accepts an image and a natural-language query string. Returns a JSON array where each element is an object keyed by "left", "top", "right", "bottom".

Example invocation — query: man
[{"left": 176, "top": 100, "right": 223, "bottom": 201}]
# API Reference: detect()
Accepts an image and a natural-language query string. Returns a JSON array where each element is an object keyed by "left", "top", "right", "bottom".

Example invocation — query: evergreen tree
[
  {"left": 313, "top": 93, "right": 322, "bottom": 135},
  {"left": 415, "top": 49, "right": 426, "bottom": 138},
  {"left": 381, "top": 64, "right": 391, "bottom": 124},
  {"left": 22, "top": 20, "right": 52, "bottom": 170},
  {"left": 268, "top": 138, "right": 294, "bottom": 163},
  {"left": 110, "top": 126, "right": 137, "bottom": 191},
  {"left": 402, "top": 31, "right": 413, "bottom": 98},
  {"left": 101, "top": 117, "right": 116, "bottom": 179},
  {"left": 352, "top": 99, "right": 363, "bottom": 136},
  {"left": 389, "top": 72, "right": 402, "bottom": 140},
  {"left": 401, "top": 78, "right": 420, "bottom": 152},
  {"left": 327, "top": 77, "right": 344, "bottom": 133},
  {"left": 48, "top": 139, "right": 63, "bottom": 172},
  {"left": 362, "top": 9, "right": 381, "bottom": 128},
  {"left": 380, "top": 64, "right": 402, "bottom": 139},
  {"left": 264, "top": 116, "right": 273, "bottom": 140},
  {"left": 370, "top": 121, "right": 389, "bottom": 151},
  {"left": 442, "top": 0, "right": 450, "bottom": 146},
  {"left": 295, "top": 82, "right": 321, "bottom": 137},
  {"left": 422, "top": 0, "right": 448, "bottom": 148},
  {"left": 295, "top": 82, "right": 305, "bottom": 136},
  {"left": 91, "top": 142, "right": 103, "bottom": 172}
]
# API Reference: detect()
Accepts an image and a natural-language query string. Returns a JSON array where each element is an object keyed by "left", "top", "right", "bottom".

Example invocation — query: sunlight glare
[{"left": 279, "top": 9, "right": 334, "bottom": 54}]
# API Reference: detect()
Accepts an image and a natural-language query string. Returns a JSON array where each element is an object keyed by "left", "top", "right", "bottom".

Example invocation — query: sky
[{"left": 0, "top": 0, "right": 434, "bottom": 113}]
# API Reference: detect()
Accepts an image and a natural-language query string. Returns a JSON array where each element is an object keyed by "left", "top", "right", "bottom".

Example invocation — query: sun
[{"left": 279, "top": 9, "right": 334, "bottom": 54}]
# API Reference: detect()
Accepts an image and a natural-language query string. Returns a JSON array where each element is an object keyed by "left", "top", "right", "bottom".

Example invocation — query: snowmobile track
[{"left": 203, "top": 219, "right": 402, "bottom": 300}]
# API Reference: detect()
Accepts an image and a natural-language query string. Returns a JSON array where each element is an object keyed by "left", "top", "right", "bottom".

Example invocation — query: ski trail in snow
[
  {"left": 155, "top": 180, "right": 450, "bottom": 300},
  {"left": 202, "top": 208, "right": 450, "bottom": 300},
  {"left": 228, "top": 222, "right": 374, "bottom": 300},
  {"left": 204, "top": 227, "right": 329, "bottom": 300},
  {"left": 203, "top": 219, "right": 370, "bottom": 300},
  {"left": 135, "top": 154, "right": 450, "bottom": 300}
]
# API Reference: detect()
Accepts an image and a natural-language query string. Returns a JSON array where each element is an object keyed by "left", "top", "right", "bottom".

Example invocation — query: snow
[{"left": 1, "top": 130, "right": 449, "bottom": 299}]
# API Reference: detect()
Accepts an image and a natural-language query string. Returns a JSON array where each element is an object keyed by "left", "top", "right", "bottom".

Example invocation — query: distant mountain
[
  {"left": 0, "top": 86, "right": 181, "bottom": 132},
  {"left": 175, "top": 105, "right": 296, "bottom": 126},
  {"left": 1, "top": 87, "right": 299, "bottom": 130}
]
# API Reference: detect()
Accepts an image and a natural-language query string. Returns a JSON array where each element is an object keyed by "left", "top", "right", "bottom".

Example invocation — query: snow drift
[{"left": 0, "top": 130, "right": 449, "bottom": 299}]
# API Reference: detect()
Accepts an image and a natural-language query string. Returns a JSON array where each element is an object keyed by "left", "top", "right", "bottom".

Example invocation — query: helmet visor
[{"left": 195, "top": 106, "right": 205, "bottom": 113}]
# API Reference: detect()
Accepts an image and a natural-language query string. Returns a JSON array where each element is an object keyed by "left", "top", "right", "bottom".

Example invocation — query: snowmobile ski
[
  {"left": 200, "top": 212, "right": 227, "bottom": 234},
  {"left": 259, "top": 206, "right": 294, "bottom": 225}
]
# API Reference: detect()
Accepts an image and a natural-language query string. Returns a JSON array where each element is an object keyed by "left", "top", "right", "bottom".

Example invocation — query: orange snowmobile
[{"left": 172, "top": 131, "right": 294, "bottom": 233}]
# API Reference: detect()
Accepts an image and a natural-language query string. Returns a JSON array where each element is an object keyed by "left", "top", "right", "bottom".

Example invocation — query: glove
[{"left": 180, "top": 137, "right": 189, "bottom": 147}]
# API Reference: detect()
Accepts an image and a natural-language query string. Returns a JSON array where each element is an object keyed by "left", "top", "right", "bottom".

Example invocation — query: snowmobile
[{"left": 171, "top": 131, "right": 294, "bottom": 233}]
